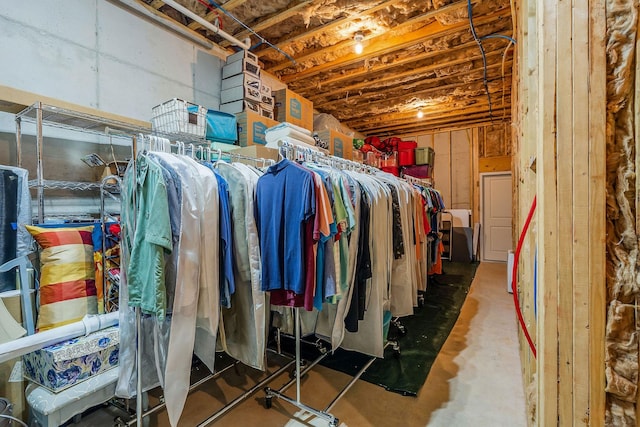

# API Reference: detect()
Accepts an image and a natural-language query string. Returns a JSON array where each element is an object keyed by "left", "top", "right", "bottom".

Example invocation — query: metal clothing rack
[
  {"left": 259, "top": 140, "right": 387, "bottom": 427},
  {"left": 124, "top": 136, "right": 295, "bottom": 426}
]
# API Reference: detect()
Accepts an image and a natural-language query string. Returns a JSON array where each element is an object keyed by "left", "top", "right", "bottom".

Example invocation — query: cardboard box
[
  {"left": 22, "top": 326, "right": 119, "bottom": 393},
  {"left": 233, "top": 145, "right": 280, "bottom": 162},
  {"left": 222, "top": 59, "right": 260, "bottom": 79},
  {"left": 316, "top": 129, "right": 354, "bottom": 159},
  {"left": 221, "top": 83, "right": 262, "bottom": 104},
  {"left": 220, "top": 100, "right": 260, "bottom": 115},
  {"left": 236, "top": 110, "right": 279, "bottom": 147},
  {"left": 260, "top": 107, "right": 274, "bottom": 120},
  {"left": 226, "top": 49, "right": 259, "bottom": 64},
  {"left": 260, "top": 84, "right": 272, "bottom": 97},
  {"left": 273, "top": 89, "right": 313, "bottom": 131},
  {"left": 260, "top": 95, "right": 274, "bottom": 108},
  {"left": 221, "top": 73, "right": 261, "bottom": 91}
]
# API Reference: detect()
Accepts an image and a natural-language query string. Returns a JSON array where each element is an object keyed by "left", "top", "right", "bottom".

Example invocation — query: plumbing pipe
[
  {"left": 0, "top": 312, "right": 118, "bottom": 364},
  {"left": 109, "top": 0, "right": 214, "bottom": 50},
  {"left": 162, "top": 0, "right": 250, "bottom": 50}
]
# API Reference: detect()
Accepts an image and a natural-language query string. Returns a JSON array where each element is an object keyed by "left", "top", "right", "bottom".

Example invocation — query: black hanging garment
[{"left": 0, "top": 170, "right": 19, "bottom": 292}]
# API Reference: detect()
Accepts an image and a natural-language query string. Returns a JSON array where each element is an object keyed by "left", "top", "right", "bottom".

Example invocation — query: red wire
[{"left": 512, "top": 196, "right": 537, "bottom": 358}]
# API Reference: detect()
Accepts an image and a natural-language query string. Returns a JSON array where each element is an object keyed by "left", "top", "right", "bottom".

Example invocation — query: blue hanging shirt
[{"left": 255, "top": 159, "right": 315, "bottom": 294}]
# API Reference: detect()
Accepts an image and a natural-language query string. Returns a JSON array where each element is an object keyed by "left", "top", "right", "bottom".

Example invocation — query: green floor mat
[{"left": 319, "top": 261, "right": 479, "bottom": 396}]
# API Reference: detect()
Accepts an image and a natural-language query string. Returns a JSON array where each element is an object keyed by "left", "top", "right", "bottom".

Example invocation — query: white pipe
[
  {"left": 162, "top": 0, "right": 251, "bottom": 50},
  {"left": 109, "top": 0, "right": 214, "bottom": 50},
  {"left": 0, "top": 312, "right": 119, "bottom": 364}
]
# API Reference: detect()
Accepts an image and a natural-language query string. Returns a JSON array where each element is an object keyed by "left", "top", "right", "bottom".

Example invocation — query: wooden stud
[
  {"left": 588, "top": 0, "right": 607, "bottom": 425},
  {"left": 536, "top": 0, "right": 559, "bottom": 426}
]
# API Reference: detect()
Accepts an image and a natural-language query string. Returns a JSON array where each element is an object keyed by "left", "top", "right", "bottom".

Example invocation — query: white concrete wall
[
  {"left": 0, "top": 0, "right": 223, "bottom": 128},
  {"left": 0, "top": 0, "right": 225, "bottom": 218}
]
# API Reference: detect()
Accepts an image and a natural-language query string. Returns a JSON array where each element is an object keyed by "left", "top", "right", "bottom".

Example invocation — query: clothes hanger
[{"left": 213, "top": 149, "right": 223, "bottom": 167}]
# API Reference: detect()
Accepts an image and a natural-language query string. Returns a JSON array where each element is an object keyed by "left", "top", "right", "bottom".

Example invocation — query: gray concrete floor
[{"left": 72, "top": 261, "right": 527, "bottom": 426}]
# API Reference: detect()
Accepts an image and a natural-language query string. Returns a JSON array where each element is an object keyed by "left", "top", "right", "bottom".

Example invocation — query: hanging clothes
[
  {"left": 217, "top": 161, "right": 268, "bottom": 371},
  {"left": 0, "top": 169, "right": 19, "bottom": 292},
  {"left": 255, "top": 158, "right": 316, "bottom": 305},
  {"left": 0, "top": 165, "right": 31, "bottom": 260}
]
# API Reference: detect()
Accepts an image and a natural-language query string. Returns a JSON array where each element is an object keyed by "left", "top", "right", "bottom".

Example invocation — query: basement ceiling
[{"left": 139, "top": 0, "right": 514, "bottom": 136}]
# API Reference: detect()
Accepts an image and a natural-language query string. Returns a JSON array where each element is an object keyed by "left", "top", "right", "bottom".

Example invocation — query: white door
[{"left": 481, "top": 173, "right": 512, "bottom": 262}]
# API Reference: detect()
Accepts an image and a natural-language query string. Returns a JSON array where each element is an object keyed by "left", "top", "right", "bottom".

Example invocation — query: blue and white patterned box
[{"left": 22, "top": 326, "right": 119, "bottom": 393}]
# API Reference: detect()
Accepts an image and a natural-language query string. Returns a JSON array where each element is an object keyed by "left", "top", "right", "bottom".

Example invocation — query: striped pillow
[{"left": 25, "top": 225, "right": 98, "bottom": 331}]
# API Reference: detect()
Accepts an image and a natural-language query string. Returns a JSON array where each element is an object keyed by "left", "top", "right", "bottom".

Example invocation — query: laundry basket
[{"left": 151, "top": 98, "right": 207, "bottom": 138}]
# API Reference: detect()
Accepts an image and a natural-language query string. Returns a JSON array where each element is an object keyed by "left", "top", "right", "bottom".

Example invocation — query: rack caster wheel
[
  {"left": 329, "top": 419, "right": 339, "bottom": 427},
  {"left": 264, "top": 397, "right": 272, "bottom": 409}
]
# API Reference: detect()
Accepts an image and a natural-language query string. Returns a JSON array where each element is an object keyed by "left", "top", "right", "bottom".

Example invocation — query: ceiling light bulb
[
  {"left": 417, "top": 110, "right": 424, "bottom": 118},
  {"left": 354, "top": 32, "right": 364, "bottom": 54}
]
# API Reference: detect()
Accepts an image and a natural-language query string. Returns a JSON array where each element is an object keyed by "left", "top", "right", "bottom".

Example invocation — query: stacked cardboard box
[
  {"left": 260, "top": 84, "right": 274, "bottom": 120},
  {"left": 273, "top": 88, "right": 313, "bottom": 131},
  {"left": 315, "top": 129, "right": 354, "bottom": 160},
  {"left": 220, "top": 50, "right": 262, "bottom": 115},
  {"left": 236, "top": 110, "right": 279, "bottom": 147}
]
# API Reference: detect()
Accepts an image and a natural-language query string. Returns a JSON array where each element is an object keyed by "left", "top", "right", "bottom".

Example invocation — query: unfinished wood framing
[{"left": 515, "top": 0, "right": 607, "bottom": 425}]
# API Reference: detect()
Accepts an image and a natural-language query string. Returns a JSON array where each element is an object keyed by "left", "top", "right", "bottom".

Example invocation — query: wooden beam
[
  {"left": 347, "top": 102, "right": 512, "bottom": 128},
  {"left": 362, "top": 118, "right": 510, "bottom": 136},
  {"left": 478, "top": 155, "right": 511, "bottom": 173},
  {"left": 271, "top": 7, "right": 511, "bottom": 77},
  {"left": 360, "top": 112, "right": 510, "bottom": 135},
  {"left": 186, "top": 0, "right": 249, "bottom": 31},
  {"left": 344, "top": 95, "right": 512, "bottom": 129},
  {"left": 321, "top": 78, "right": 512, "bottom": 121},
  {"left": 260, "top": 0, "right": 399, "bottom": 53},
  {"left": 295, "top": 39, "right": 493, "bottom": 90},
  {"left": 556, "top": 0, "right": 574, "bottom": 421},
  {"left": 305, "top": 48, "right": 509, "bottom": 102},
  {"left": 351, "top": 102, "right": 511, "bottom": 131},
  {"left": 536, "top": 0, "right": 559, "bottom": 425},
  {"left": 588, "top": 0, "right": 607, "bottom": 425},
  {"left": 313, "top": 59, "right": 513, "bottom": 109},
  {"left": 220, "top": 0, "right": 314, "bottom": 45}
]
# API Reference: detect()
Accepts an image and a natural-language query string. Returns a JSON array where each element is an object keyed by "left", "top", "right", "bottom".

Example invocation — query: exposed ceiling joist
[
  {"left": 186, "top": 0, "right": 249, "bottom": 31},
  {"left": 124, "top": 0, "right": 515, "bottom": 135},
  {"left": 272, "top": 7, "right": 511, "bottom": 78},
  {"left": 220, "top": 0, "right": 314, "bottom": 46}
]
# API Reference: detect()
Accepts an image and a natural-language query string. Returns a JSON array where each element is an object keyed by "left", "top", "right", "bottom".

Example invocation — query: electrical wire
[
  {"left": 500, "top": 40, "right": 514, "bottom": 120},
  {"left": 467, "top": 0, "right": 518, "bottom": 122},
  {"left": 0, "top": 414, "right": 29, "bottom": 427},
  {"left": 512, "top": 196, "right": 537, "bottom": 358},
  {"left": 467, "top": 0, "right": 492, "bottom": 119},
  {"left": 481, "top": 34, "right": 517, "bottom": 44},
  {"left": 195, "top": 0, "right": 297, "bottom": 65}
]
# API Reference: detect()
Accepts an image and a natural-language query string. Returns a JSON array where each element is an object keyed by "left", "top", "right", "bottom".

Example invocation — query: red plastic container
[
  {"left": 398, "top": 148, "right": 415, "bottom": 166},
  {"left": 397, "top": 140, "right": 417, "bottom": 150},
  {"left": 381, "top": 166, "right": 400, "bottom": 176}
]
